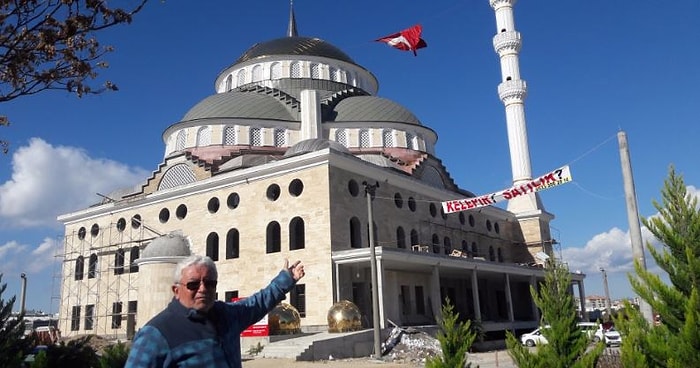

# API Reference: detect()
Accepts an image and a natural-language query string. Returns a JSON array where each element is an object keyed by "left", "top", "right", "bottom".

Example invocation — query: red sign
[{"left": 232, "top": 297, "right": 270, "bottom": 337}]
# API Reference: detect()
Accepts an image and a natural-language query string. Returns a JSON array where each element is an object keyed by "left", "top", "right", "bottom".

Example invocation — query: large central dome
[{"left": 235, "top": 36, "right": 356, "bottom": 65}]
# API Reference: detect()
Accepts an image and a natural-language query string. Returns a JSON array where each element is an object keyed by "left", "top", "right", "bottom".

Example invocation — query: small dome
[
  {"left": 235, "top": 36, "right": 356, "bottom": 65},
  {"left": 327, "top": 300, "right": 362, "bottom": 333},
  {"left": 268, "top": 302, "right": 301, "bottom": 335},
  {"left": 182, "top": 92, "right": 296, "bottom": 121},
  {"left": 332, "top": 96, "right": 422, "bottom": 125},
  {"left": 283, "top": 138, "right": 350, "bottom": 158},
  {"left": 142, "top": 233, "right": 192, "bottom": 258}
]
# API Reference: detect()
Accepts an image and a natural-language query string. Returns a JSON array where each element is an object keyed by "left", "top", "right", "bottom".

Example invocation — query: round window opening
[
  {"left": 116, "top": 218, "right": 126, "bottom": 232},
  {"left": 288, "top": 179, "right": 304, "bottom": 197},
  {"left": 131, "top": 214, "right": 142, "bottom": 229},
  {"left": 176, "top": 204, "right": 188, "bottom": 219},
  {"left": 78, "top": 227, "right": 86, "bottom": 240},
  {"left": 159, "top": 208, "right": 170, "bottom": 223},
  {"left": 348, "top": 180, "right": 359, "bottom": 197},
  {"left": 207, "top": 197, "right": 220, "bottom": 213},
  {"left": 408, "top": 197, "right": 416, "bottom": 212},
  {"left": 266, "top": 184, "right": 281, "bottom": 201},
  {"left": 429, "top": 203, "right": 437, "bottom": 217},
  {"left": 394, "top": 193, "right": 403, "bottom": 208},
  {"left": 227, "top": 192, "right": 240, "bottom": 209},
  {"left": 90, "top": 223, "right": 99, "bottom": 237}
]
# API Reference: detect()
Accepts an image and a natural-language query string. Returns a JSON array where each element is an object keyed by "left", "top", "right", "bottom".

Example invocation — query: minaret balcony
[
  {"left": 493, "top": 31, "right": 521, "bottom": 55},
  {"left": 498, "top": 79, "right": 527, "bottom": 103}
]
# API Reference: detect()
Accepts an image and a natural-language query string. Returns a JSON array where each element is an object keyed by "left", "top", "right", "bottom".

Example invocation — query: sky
[{"left": 1, "top": 0, "right": 699, "bottom": 314}]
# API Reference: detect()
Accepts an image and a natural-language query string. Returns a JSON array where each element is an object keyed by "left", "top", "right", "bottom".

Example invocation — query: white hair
[{"left": 173, "top": 254, "right": 218, "bottom": 283}]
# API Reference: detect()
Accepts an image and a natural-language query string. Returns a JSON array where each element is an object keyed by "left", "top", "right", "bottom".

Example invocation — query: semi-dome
[
  {"left": 182, "top": 92, "right": 297, "bottom": 121},
  {"left": 331, "top": 96, "right": 422, "bottom": 125},
  {"left": 283, "top": 138, "right": 350, "bottom": 158},
  {"left": 235, "top": 36, "right": 356, "bottom": 65}
]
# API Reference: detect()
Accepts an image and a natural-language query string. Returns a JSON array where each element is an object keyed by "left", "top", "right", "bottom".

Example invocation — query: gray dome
[
  {"left": 182, "top": 92, "right": 296, "bottom": 121},
  {"left": 236, "top": 37, "right": 356, "bottom": 65},
  {"left": 284, "top": 138, "right": 350, "bottom": 158},
  {"left": 142, "top": 233, "right": 192, "bottom": 258},
  {"left": 332, "top": 96, "right": 422, "bottom": 125}
]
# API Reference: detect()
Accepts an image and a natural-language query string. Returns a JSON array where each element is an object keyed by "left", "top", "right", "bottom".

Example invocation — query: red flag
[{"left": 375, "top": 24, "right": 427, "bottom": 56}]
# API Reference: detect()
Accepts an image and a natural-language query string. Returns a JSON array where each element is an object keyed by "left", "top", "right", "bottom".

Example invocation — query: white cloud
[
  {"left": 27, "top": 237, "right": 62, "bottom": 273},
  {"left": 0, "top": 238, "right": 61, "bottom": 275},
  {"left": 0, "top": 240, "right": 27, "bottom": 261},
  {"left": 0, "top": 138, "right": 149, "bottom": 228}
]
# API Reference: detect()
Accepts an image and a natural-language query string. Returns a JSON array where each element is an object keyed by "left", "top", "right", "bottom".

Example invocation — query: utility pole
[
  {"left": 19, "top": 273, "right": 27, "bottom": 315},
  {"left": 363, "top": 181, "right": 382, "bottom": 358},
  {"left": 618, "top": 131, "right": 654, "bottom": 323},
  {"left": 599, "top": 267, "right": 612, "bottom": 320}
]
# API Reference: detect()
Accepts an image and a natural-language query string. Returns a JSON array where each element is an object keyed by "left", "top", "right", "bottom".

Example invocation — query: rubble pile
[{"left": 382, "top": 329, "right": 442, "bottom": 365}]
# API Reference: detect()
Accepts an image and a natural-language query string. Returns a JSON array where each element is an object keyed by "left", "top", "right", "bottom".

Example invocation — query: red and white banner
[
  {"left": 232, "top": 297, "right": 270, "bottom": 337},
  {"left": 375, "top": 24, "right": 428, "bottom": 56},
  {"left": 441, "top": 165, "right": 573, "bottom": 214}
]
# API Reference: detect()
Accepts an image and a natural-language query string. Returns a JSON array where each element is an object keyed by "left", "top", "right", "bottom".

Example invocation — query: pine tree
[
  {"left": 426, "top": 298, "right": 478, "bottom": 368},
  {"left": 617, "top": 167, "right": 700, "bottom": 367},
  {"left": 506, "top": 261, "right": 604, "bottom": 368},
  {"left": 0, "top": 273, "right": 33, "bottom": 368}
]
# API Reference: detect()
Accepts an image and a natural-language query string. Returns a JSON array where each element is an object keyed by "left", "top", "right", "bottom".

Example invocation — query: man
[{"left": 126, "top": 254, "right": 305, "bottom": 368}]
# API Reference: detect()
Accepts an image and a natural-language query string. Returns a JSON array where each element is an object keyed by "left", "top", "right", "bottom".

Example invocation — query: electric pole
[{"left": 364, "top": 181, "right": 382, "bottom": 358}]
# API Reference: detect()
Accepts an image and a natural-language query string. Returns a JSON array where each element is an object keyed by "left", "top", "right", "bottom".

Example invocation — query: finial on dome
[{"left": 287, "top": 0, "right": 298, "bottom": 37}]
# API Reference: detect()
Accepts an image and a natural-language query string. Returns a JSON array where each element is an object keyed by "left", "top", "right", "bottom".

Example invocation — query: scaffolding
[{"left": 52, "top": 217, "right": 159, "bottom": 339}]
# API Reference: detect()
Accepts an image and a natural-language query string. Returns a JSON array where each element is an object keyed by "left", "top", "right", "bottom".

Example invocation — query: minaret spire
[
  {"left": 489, "top": 0, "right": 554, "bottom": 257},
  {"left": 287, "top": 0, "right": 298, "bottom": 37}
]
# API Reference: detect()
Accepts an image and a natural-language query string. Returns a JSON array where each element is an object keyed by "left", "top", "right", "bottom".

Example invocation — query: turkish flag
[{"left": 375, "top": 24, "right": 427, "bottom": 56}]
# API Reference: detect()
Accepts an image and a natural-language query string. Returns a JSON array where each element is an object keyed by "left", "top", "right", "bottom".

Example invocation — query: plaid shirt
[{"left": 126, "top": 270, "right": 295, "bottom": 368}]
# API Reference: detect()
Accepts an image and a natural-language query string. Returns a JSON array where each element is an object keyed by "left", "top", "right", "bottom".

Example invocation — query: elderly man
[{"left": 126, "top": 254, "right": 305, "bottom": 368}]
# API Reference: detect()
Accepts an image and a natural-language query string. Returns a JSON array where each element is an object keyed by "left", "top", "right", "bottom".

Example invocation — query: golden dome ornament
[
  {"left": 327, "top": 300, "right": 362, "bottom": 333},
  {"left": 268, "top": 302, "right": 301, "bottom": 335}
]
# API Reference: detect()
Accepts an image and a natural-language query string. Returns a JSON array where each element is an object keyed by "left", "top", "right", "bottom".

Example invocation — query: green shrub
[
  {"left": 99, "top": 341, "right": 130, "bottom": 368},
  {"left": 426, "top": 298, "right": 477, "bottom": 368}
]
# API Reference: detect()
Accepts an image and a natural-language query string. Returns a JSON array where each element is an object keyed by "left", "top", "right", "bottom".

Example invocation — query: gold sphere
[
  {"left": 327, "top": 300, "right": 362, "bottom": 333},
  {"left": 268, "top": 302, "right": 301, "bottom": 335}
]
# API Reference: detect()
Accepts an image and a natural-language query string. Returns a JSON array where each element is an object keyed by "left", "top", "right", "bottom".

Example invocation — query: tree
[
  {"left": 0, "top": 273, "right": 33, "bottom": 368},
  {"left": 426, "top": 298, "right": 477, "bottom": 368},
  {"left": 617, "top": 167, "right": 700, "bottom": 367},
  {"left": 0, "top": 0, "right": 151, "bottom": 153},
  {"left": 506, "top": 261, "right": 604, "bottom": 368}
]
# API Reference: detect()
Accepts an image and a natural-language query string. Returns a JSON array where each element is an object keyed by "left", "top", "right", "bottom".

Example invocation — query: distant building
[{"left": 55, "top": 1, "right": 586, "bottom": 340}]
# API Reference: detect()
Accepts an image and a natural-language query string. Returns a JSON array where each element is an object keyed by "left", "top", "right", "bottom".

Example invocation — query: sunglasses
[{"left": 180, "top": 279, "right": 218, "bottom": 291}]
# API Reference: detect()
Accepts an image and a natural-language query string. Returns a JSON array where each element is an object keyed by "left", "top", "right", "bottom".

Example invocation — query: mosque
[{"left": 56, "top": 0, "right": 586, "bottom": 342}]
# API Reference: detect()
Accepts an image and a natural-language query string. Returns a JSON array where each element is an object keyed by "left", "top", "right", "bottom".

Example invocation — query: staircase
[{"left": 257, "top": 330, "right": 374, "bottom": 361}]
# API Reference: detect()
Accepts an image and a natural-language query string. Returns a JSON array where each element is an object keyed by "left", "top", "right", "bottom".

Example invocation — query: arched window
[
  {"left": 114, "top": 249, "right": 125, "bottom": 275},
  {"left": 471, "top": 242, "right": 478, "bottom": 257},
  {"left": 87, "top": 254, "right": 97, "bottom": 278},
  {"left": 461, "top": 240, "right": 469, "bottom": 254},
  {"left": 359, "top": 129, "right": 370, "bottom": 148},
  {"left": 489, "top": 246, "right": 495, "bottom": 261},
  {"left": 431, "top": 234, "right": 440, "bottom": 254},
  {"left": 497, "top": 247, "right": 504, "bottom": 262},
  {"left": 236, "top": 69, "right": 246, "bottom": 86},
  {"left": 225, "top": 75, "right": 232, "bottom": 91},
  {"left": 335, "top": 129, "right": 348, "bottom": 147},
  {"left": 410, "top": 229, "right": 419, "bottom": 246},
  {"left": 252, "top": 65, "right": 263, "bottom": 82},
  {"left": 406, "top": 132, "right": 417, "bottom": 149},
  {"left": 266, "top": 222, "right": 281, "bottom": 253},
  {"left": 350, "top": 217, "right": 362, "bottom": 248},
  {"left": 206, "top": 232, "right": 219, "bottom": 261},
  {"left": 330, "top": 67, "right": 339, "bottom": 81},
  {"left": 310, "top": 63, "right": 320, "bottom": 79},
  {"left": 226, "top": 229, "right": 240, "bottom": 259},
  {"left": 274, "top": 128, "right": 286, "bottom": 147},
  {"left": 129, "top": 246, "right": 139, "bottom": 272},
  {"left": 176, "top": 130, "right": 187, "bottom": 151},
  {"left": 290, "top": 61, "right": 301, "bottom": 78},
  {"left": 270, "top": 62, "right": 282, "bottom": 79},
  {"left": 289, "top": 217, "right": 305, "bottom": 250},
  {"left": 74, "top": 256, "right": 84, "bottom": 280},
  {"left": 224, "top": 126, "right": 236, "bottom": 145},
  {"left": 396, "top": 227, "right": 406, "bottom": 249},
  {"left": 196, "top": 126, "right": 211, "bottom": 147},
  {"left": 382, "top": 129, "right": 394, "bottom": 147},
  {"left": 443, "top": 237, "right": 452, "bottom": 255},
  {"left": 250, "top": 127, "right": 262, "bottom": 146}
]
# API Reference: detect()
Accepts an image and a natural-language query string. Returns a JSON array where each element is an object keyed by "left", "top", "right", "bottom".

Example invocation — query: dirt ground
[{"left": 242, "top": 357, "right": 412, "bottom": 368}]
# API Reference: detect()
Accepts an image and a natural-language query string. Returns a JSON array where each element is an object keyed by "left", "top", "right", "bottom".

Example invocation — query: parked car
[
  {"left": 520, "top": 322, "right": 611, "bottom": 347},
  {"left": 520, "top": 326, "right": 549, "bottom": 347},
  {"left": 594, "top": 325, "right": 622, "bottom": 346}
]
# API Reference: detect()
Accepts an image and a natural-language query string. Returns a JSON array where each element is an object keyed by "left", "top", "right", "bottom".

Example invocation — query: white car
[
  {"left": 594, "top": 325, "right": 622, "bottom": 346},
  {"left": 520, "top": 326, "right": 549, "bottom": 347}
]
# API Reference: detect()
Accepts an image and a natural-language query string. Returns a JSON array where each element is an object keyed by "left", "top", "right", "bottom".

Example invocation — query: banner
[{"left": 441, "top": 165, "right": 572, "bottom": 214}]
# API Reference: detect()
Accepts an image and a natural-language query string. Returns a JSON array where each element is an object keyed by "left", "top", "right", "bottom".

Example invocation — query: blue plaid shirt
[{"left": 126, "top": 270, "right": 295, "bottom": 368}]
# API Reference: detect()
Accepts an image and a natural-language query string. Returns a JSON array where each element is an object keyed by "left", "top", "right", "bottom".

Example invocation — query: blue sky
[{"left": 1, "top": 0, "right": 698, "bottom": 313}]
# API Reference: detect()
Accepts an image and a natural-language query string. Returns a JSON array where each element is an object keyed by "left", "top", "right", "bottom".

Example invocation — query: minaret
[{"left": 489, "top": 0, "right": 555, "bottom": 257}]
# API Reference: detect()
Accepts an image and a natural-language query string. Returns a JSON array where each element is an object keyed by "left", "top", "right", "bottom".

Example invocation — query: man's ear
[{"left": 172, "top": 284, "right": 179, "bottom": 298}]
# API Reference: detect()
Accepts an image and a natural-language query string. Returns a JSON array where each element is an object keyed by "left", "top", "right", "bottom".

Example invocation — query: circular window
[
  {"left": 289, "top": 179, "right": 304, "bottom": 197},
  {"left": 176, "top": 204, "right": 188, "bottom": 219},
  {"left": 131, "top": 214, "right": 142, "bottom": 229},
  {"left": 494, "top": 222, "right": 500, "bottom": 234},
  {"left": 429, "top": 203, "right": 437, "bottom": 217},
  {"left": 469, "top": 214, "right": 475, "bottom": 227},
  {"left": 348, "top": 180, "right": 359, "bottom": 197},
  {"left": 227, "top": 192, "right": 240, "bottom": 209},
  {"left": 159, "top": 208, "right": 170, "bottom": 223},
  {"left": 116, "top": 218, "right": 126, "bottom": 232},
  {"left": 207, "top": 197, "right": 220, "bottom": 213},
  {"left": 90, "top": 224, "right": 99, "bottom": 237},
  {"left": 408, "top": 197, "right": 416, "bottom": 212},
  {"left": 266, "top": 184, "right": 281, "bottom": 201},
  {"left": 486, "top": 219, "right": 492, "bottom": 232},
  {"left": 459, "top": 212, "right": 466, "bottom": 225},
  {"left": 78, "top": 227, "right": 86, "bottom": 240},
  {"left": 394, "top": 193, "right": 403, "bottom": 208},
  {"left": 440, "top": 208, "right": 447, "bottom": 220}
]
